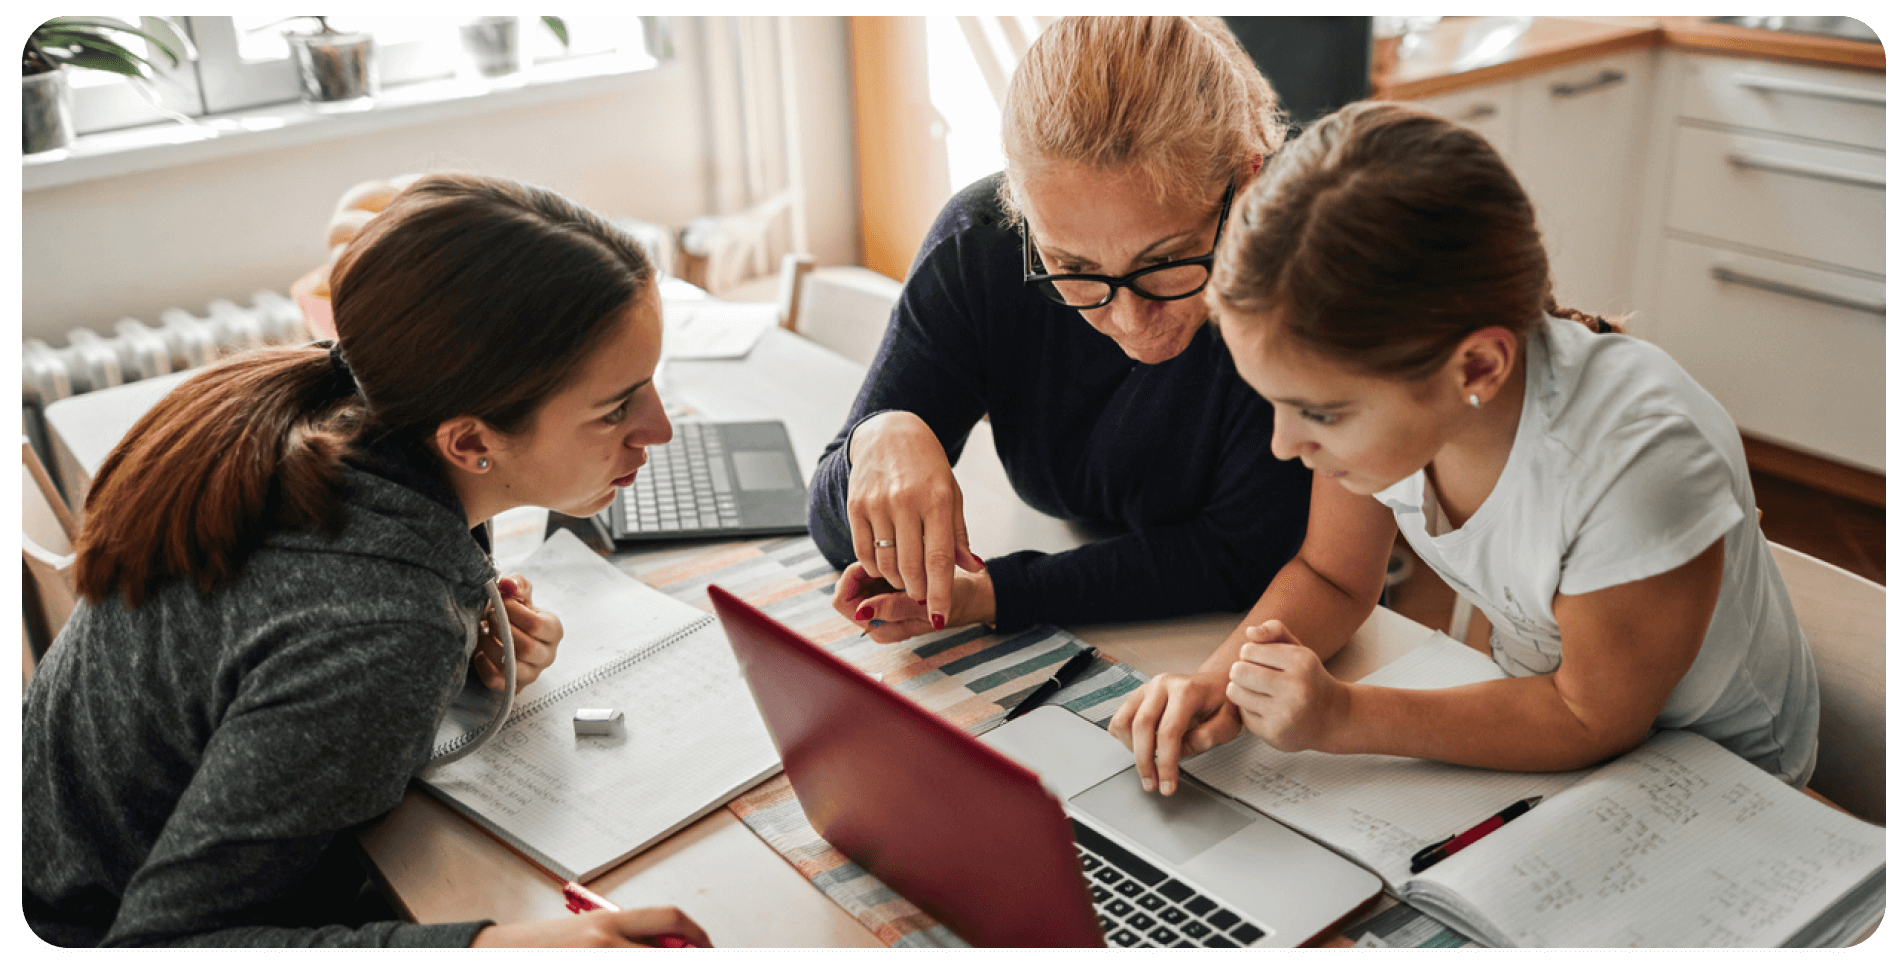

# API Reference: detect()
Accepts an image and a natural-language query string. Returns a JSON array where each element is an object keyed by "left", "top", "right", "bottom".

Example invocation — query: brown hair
[
  {"left": 1212, "top": 101, "right": 1596, "bottom": 380},
  {"left": 999, "top": 16, "right": 1284, "bottom": 218},
  {"left": 76, "top": 174, "right": 655, "bottom": 606}
]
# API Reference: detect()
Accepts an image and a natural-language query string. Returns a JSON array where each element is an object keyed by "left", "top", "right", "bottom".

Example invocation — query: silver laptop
[{"left": 983, "top": 706, "right": 1384, "bottom": 947}]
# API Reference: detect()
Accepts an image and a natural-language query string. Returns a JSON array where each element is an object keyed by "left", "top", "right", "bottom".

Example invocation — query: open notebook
[
  {"left": 418, "top": 530, "right": 781, "bottom": 883},
  {"left": 1185, "top": 636, "right": 1886, "bottom": 948}
]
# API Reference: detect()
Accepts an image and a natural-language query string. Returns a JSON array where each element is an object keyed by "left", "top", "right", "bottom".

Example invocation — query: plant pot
[
  {"left": 287, "top": 31, "right": 379, "bottom": 112},
  {"left": 23, "top": 69, "right": 75, "bottom": 154},
  {"left": 459, "top": 16, "right": 522, "bottom": 79}
]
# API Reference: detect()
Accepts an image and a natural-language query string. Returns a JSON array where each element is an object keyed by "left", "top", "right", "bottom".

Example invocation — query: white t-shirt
[{"left": 1374, "top": 316, "right": 1819, "bottom": 784}]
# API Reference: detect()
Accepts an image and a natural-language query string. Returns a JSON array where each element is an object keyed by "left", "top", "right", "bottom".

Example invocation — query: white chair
[
  {"left": 23, "top": 436, "right": 80, "bottom": 678},
  {"left": 772, "top": 253, "right": 903, "bottom": 367},
  {"left": 1770, "top": 542, "right": 1884, "bottom": 825}
]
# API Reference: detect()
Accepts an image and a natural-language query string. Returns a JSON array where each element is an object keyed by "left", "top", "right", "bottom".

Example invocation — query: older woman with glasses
[{"left": 812, "top": 16, "right": 1312, "bottom": 642}]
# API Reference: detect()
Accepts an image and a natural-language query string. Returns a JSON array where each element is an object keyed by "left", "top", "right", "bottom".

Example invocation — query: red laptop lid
[{"left": 707, "top": 584, "right": 1105, "bottom": 947}]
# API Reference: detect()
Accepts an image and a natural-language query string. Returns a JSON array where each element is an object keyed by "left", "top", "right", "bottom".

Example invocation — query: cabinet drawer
[
  {"left": 1648, "top": 238, "right": 1883, "bottom": 472},
  {"left": 1666, "top": 126, "right": 1884, "bottom": 276},
  {"left": 1410, "top": 81, "right": 1520, "bottom": 164},
  {"left": 1676, "top": 55, "right": 1883, "bottom": 150}
]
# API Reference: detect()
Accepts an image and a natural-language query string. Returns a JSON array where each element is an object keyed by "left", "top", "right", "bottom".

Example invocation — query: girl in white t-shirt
[{"left": 1112, "top": 101, "right": 1819, "bottom": 793}]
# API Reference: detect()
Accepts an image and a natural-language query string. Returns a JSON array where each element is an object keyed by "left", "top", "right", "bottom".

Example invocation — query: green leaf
[
  {"left": 34, "top": 17, "right": 190, "bottom": 70},
  {"left": 541, "top": 16, "right": 569, "bottom": 49},
  {"left": 60, "top": 48, "right": 148, "bottom": 79}
]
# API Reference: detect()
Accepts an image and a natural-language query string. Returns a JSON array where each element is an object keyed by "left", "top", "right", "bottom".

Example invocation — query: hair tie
[{"left": 325, "top": 340, "right": 357, "bottom": 388}]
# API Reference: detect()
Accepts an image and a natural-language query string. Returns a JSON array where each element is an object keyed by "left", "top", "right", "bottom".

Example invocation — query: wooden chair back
[{"left": 1769, "top": 542, "right": 1884, "bottom": 824}]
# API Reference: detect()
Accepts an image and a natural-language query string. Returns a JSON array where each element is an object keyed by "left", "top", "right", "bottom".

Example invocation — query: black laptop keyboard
[
  {"left": 618, "top": 423, "right": 741, "bottom": 534},
  {"left": 1071, "top": 819, "right": 1267, "bottom": 948}
]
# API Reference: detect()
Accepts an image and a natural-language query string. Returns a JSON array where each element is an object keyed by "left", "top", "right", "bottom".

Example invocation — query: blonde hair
[
  {"left": 1000, "top": 17, "right": 1284, "bottom": 219},
  {"left": 1213, "top": 102, "right": 1607, "bottom": 381}
]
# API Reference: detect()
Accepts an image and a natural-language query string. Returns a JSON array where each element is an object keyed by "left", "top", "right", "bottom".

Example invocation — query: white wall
[{"left": 19, "top": 16, "right": 860, "bottom": 346}]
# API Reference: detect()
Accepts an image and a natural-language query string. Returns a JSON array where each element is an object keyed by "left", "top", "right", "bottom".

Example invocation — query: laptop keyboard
[
  {"left": 1072, "top": 819, "right": 1267, "bottom": 948},
  {"left": 619, "top": 423, "right": 742, "bottom": 534}
]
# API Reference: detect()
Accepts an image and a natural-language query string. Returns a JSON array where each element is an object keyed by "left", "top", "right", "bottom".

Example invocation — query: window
[{"left": 63, "top": 16, "right": 665, "bottom": 135}]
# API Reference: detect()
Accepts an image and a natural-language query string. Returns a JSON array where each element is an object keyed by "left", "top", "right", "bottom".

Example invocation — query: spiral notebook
[{"left": 418, "top": 529, "right": 781, "bottom": 883}]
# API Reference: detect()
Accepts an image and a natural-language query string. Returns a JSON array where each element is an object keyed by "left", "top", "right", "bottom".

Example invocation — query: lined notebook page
[
  {"left": 419, "top": 531, "right": 781, "bottom": 882},
  {"left": 1185, "top": 634, "right": 1589, "bottom": 886},
  {"left": 1412, "top": 730, "right": 1887, "bottom": 947}
]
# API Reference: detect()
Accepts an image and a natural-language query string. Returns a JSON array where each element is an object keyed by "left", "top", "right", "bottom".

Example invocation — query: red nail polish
[
  {"left": 854, "top": 605, "right": 875, "bottom": 621},
  {"left": 498, "top": 577, "right": 518, "bottom": 598},
  {"left": 932, "top": 614, "right": 946, "bottom": 631},
  {"left": 916, "top": 599, "right": 927, "bottom": 606}
]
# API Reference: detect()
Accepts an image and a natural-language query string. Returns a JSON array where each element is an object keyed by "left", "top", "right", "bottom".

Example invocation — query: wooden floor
[{"left": 1388, "top": 470, "right": 1885, "bottom": 645}]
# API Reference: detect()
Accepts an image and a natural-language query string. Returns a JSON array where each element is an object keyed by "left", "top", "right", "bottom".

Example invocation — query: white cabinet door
[
  {"left": 1411, "top": 80, "right": 1522, "bottom": 166},
  {"left": 1511, "top": 49, "right": 1656, "bottom": 319}
]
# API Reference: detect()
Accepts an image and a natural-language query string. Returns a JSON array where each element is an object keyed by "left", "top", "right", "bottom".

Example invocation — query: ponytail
[{"left": 74, "top": 344, "right": 366, "bottom": 607}]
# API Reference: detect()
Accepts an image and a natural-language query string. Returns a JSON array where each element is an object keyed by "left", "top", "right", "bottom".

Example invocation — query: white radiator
[
  {"left": 21, "top": 291, "right": 309, "bottom": 501},
  {"left": 21, "top": 290, "right": 308, "bottom": 406}
]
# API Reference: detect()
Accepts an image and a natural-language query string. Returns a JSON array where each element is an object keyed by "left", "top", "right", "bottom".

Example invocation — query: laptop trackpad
[
  {"left": 1073, "top": 768, "right": 1253, "bottom": 865},
  {"left": 732, "top": 451, "right": 795, "bottom": 491}
]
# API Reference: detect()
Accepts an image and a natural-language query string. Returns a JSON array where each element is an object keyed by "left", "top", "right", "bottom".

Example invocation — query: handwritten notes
[
  {"left": 1183, "top": 634, "right": 1885, "bottom": 947},
  {"left": 418, "top": 531, "right": 781, "bottom": 882},
  {"left": 1417, "top": 731, "right": 1885, "bottom": 947}
]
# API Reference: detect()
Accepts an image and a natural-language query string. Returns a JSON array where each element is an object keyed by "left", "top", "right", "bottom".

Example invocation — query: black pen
[
  {"left": 1409, "top": 795, "right": 1543, "bottom": 873},
  {"left": 1004, "top": 646, "right": 1098, "bottom": 721}
]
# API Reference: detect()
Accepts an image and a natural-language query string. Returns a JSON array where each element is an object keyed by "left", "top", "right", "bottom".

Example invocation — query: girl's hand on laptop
[
  {"left": 1110, "top": 671, "right": 1241, "bottom": 796},
  {"left": 474, "top": 574, "right": 563, "bottom": 694},
  {"left": 471, "top": 906, "right": 713, "bottom": 948},
  {"left": 834, "top": 561, "right": 994, "bottom": 642},
  {"left": 844, "top": 411, "right": 987, "bottom": 631},
  {"left": 1225, "top": 622, "right": 1350, "bottom": 755}
]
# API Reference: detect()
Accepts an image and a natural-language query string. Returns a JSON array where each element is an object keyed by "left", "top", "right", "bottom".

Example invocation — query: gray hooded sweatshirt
[{"left": 24, "top": 444, "right": 498, "bottom": 946}]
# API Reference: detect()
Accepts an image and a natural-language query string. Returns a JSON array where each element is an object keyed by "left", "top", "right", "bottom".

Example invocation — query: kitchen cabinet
[
  {"left": 1629, "top": 52, "right": 1884, "bottom": 474},
  {"left": 1410, "top": 50, "right": 1657, "bottom": 318}
]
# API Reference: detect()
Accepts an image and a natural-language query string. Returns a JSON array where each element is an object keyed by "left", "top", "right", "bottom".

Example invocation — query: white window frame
[{"left": 61, "top": 17, "right": 669, "bottom": 140}]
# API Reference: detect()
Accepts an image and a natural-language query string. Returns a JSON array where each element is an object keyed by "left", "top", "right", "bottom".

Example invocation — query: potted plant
[
  {"left": 457, "top": 16, "right": 569, "bottom": 81},
  {"left": 255, "top": 16, "right": 378, "bottom": 111},
  {"left": 23, "top": 16, "right": 193, "bottom": 154}
]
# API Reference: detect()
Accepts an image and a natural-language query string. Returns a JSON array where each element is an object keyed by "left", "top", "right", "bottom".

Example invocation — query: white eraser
[{"left": 573, "top": 708, "right": 624, "bottom": 736}]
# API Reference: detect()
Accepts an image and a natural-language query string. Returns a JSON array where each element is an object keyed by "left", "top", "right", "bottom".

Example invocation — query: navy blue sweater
[{"left": 808, "top": 174, "right": 1311, "bottom": 632}]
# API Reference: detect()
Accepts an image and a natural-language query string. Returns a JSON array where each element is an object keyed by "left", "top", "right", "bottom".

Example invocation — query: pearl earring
[
  {"left": 477, "top": 458, "right": 491, "bottom": 470},
  {"left": 1469, "top": 394, "right": 1482, "bottom": 409}
]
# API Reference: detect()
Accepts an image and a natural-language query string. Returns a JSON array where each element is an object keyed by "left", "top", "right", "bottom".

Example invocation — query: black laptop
[{"left": 596, "top": 420, "right": 809, "bottom": 543}]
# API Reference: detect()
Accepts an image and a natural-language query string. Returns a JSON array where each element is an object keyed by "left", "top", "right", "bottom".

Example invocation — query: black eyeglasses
[{"left": 1021, "top": 181, "right": 1235, "bottom": 310}]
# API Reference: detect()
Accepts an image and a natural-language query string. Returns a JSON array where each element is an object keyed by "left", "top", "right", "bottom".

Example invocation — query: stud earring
[
  {"left": 477, "top": 457, "right": 491, "bottom": 470},
  {"left": 1469, "top": 394, "right": 1482, "bottom": 409}
]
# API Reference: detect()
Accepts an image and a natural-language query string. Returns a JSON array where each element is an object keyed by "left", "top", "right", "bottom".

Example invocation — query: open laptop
[
  {"left": 596, "top": 420, "right": 808, "bottom": 543},
  {"left": 707, "top": 585, "right": 1382, "bottom": 948}
]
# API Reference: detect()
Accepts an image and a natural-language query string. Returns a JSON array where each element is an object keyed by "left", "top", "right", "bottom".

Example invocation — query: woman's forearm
[
  {"left": 1201, "top": 552, "right": 1380, "bottom": 677},
  {"left": 1332, "top": 676, "right": 1647, "bottom": 772}
]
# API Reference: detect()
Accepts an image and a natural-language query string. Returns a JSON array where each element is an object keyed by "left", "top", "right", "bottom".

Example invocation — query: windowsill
[{"left": 23, "top": 53, "right": 670, "bottom": 193}]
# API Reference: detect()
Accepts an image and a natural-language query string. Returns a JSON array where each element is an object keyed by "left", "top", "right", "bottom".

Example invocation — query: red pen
[
  {"left": 1409, "top": 795, "right": 1543, "bottom": 873},
  {"left": 561, "top": 881, "right": 696, "bottom": 947}
]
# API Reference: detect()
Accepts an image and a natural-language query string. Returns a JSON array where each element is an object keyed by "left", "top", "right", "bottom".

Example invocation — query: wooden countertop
[{"left": 1373, "top": 16, "right": 1883, "bottom": 101}]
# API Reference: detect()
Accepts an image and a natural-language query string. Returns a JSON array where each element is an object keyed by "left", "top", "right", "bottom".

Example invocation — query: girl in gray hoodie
[{"left": 25, "top": 174, "right": 707, "bottom": 948}]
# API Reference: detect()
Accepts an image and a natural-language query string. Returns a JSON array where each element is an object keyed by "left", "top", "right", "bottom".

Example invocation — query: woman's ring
[{"left": 874, "top": 539, "right": 895, "bottom": 548}]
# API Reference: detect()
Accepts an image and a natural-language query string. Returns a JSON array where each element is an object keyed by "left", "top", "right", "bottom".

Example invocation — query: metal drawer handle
[
  {"left": 1550, "top": 69, "right": 1625, "bottom": 97},
  {"left": 1726, "top": 152, "right": 1885, "bottom": 189},
  {"left": 1710, "top": 266, "right": 1884, "bottom": 316},
  {"left": 1457, "top": 103, "right": 1498, "bottom": 122},
  {"left": 1735, "top": 74, "right": 1885, "bottom": 106}
]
